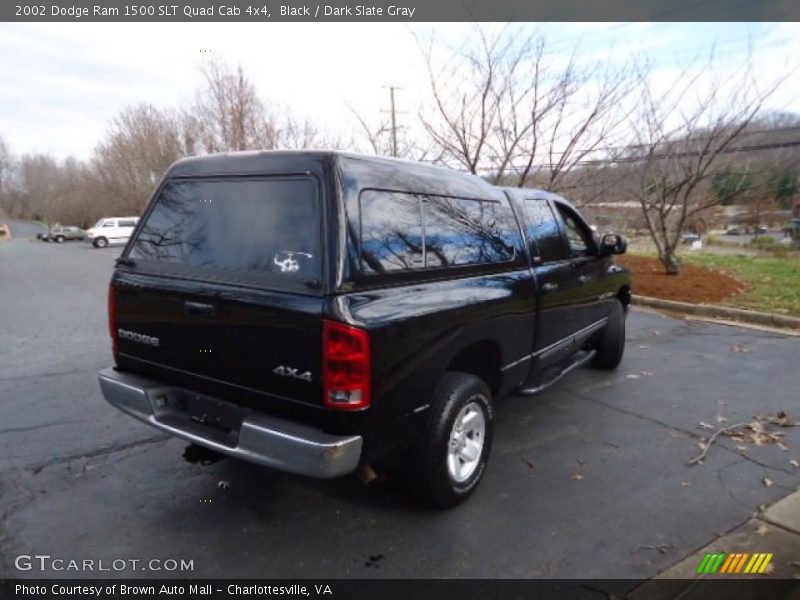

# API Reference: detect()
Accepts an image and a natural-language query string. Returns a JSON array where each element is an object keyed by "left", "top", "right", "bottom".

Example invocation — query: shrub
[{"left": 752, "top": 236, "right": 775, "bottom": 245}]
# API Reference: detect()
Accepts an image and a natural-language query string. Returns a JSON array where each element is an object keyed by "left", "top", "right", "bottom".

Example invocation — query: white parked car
[{"left": 85, "top": 217, "right": 139, "bottom": 248}]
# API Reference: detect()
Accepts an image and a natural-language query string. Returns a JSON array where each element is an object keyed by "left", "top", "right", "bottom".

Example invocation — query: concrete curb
[
  {"left": 633, "top": 295, "right": 800, "bottom": 331},
  {"left": 629, "top": 489, "right": 800, "bottom": 590}
]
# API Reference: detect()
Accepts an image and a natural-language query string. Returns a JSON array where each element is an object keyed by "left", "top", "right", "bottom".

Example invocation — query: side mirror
[{"left": 600, "top": 233, "right": 627, "bottom": 257}]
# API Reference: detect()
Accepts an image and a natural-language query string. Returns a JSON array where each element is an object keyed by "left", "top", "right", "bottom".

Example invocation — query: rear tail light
[
  {"left": 323, "top": 320, "right": 371, "bottom": 410},
  {"left": 108, "top": 284, "right": 118, "bottom": 353}
]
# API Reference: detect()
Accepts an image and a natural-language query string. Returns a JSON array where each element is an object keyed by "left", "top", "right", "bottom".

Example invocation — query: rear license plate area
[{"left": 152, "top": 390, "right": 245, "bottom": 447}]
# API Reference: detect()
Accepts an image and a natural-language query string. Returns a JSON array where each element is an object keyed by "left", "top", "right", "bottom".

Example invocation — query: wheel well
[{"left": 445, "top": 341, "right": 502, "bottom": 398}]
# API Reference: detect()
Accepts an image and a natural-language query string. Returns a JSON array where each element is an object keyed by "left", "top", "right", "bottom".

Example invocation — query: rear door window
[{"left": 129, "top": 177, "right": 321, "bottom": 287}]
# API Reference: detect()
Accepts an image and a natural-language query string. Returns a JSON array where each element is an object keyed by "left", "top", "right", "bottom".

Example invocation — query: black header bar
[
  {"left": 3, "top": 0, "right": 800, "bottom": 22},
  {"left": 2, "top": 579, "right": 800, "bottom": 600}
]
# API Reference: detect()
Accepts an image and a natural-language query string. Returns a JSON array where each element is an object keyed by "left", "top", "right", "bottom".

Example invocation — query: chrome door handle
[
  {"left": 578, "top": 275, "right": 590, "bottom": 284},
  {"left": 542, "top": 282, "right": 558, "bottom": 292}
]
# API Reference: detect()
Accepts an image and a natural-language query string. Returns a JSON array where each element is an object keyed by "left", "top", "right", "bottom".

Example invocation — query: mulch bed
[{"left": 617, "top": 255, "right": 750, "bottom": 305}]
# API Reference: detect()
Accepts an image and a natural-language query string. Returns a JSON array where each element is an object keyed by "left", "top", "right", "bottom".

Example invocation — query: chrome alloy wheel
[{"left": 447, "top": 399, "right": 486, "bottom": 483}]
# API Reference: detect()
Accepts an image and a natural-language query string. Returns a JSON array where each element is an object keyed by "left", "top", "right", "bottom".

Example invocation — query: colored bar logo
[{"left": 696, "top": 552, "right": 773, "bottom": 574}]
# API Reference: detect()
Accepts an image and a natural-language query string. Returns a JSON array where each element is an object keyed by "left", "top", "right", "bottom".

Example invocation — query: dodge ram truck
[{"left": 99, "top": 151, "right": 631, "bottom": 507}]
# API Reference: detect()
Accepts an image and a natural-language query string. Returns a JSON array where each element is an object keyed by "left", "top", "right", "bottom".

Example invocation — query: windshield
[
  {"left": 93, "top": 220, "right": 105, "bottom": 228},
  {"left": 128, "top": 177, "right": 321, "bottom": 284}
]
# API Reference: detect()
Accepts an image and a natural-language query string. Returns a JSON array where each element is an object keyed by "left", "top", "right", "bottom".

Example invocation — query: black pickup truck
[{"left": 99, "top": 151, "right": 631, "bottom": 507}]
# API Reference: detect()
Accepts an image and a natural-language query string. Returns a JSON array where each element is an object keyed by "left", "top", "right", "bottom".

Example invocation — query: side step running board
[{"left": 517, "top": 349, "right": 596, "bottom": 396}]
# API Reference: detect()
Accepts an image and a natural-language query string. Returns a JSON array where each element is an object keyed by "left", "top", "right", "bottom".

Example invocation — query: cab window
[{"left": 553, "top": 203, "right": 594, "bottom": 258}]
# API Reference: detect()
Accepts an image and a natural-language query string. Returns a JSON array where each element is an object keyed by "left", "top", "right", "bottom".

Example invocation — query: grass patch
[{"left": 682, "top": 254, "right": 800, "bottom": 317}]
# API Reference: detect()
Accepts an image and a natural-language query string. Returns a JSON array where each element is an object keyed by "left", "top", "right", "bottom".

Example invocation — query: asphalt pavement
[{"left": 1, "top": 226, "right": 799, "bottom": 582}]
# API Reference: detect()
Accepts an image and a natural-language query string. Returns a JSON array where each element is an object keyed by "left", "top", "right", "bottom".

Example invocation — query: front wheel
[
  {"left": 93, "top": 237, "right": 108, "bottom": 248},
  {"left": 412, "top": 372, "right": 494, "bottom": 508},
  {"left": 55, "top": 235, "right": 65, "bottom": 243},
  {"left": 593, "top": 299, "right": 626, "bottom": 370}
]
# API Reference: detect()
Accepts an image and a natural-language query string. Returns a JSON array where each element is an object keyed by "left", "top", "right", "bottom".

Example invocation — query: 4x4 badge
[{"left": 273, "top": 365, "right": 313, "bottom": 382}]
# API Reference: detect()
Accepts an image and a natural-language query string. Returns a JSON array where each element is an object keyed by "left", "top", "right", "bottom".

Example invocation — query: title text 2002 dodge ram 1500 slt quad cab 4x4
[{"left": 99, "top": 151, "right": 631, "bottom": 507}]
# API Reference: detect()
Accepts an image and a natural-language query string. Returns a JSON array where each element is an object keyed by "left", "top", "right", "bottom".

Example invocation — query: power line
[{"left": 416, "top": 138, "right": 800, "bottom": 174}]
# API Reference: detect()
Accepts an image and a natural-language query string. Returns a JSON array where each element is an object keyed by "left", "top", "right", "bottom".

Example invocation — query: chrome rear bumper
[{"left": 98, "top": 368, "right": 362, "bottom": 478}]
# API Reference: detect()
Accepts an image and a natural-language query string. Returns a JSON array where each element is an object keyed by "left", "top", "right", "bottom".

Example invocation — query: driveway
[{"left": 1, "top": 230, "right": 798, "bottom": 581}]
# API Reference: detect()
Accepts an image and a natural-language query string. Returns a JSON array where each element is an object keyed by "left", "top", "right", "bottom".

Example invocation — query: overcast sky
[{"left": 0, "top": 22, "right": 798, "bottom": 160}]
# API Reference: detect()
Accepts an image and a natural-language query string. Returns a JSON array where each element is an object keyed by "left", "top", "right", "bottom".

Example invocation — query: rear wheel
[
  {"left": 94, "top": 237, "right": 108, "bottom": 248},
  {"left": 411, "top": 372, "right": 493, "bottom": 508},
  {"left": 55, "top": 235, "right": 64, "bottom": 243},
  {"left": 593, "top": 299, "right": 626, "bottom": 370}
]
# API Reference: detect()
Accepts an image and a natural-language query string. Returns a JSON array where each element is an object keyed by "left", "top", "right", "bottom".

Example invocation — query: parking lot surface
[{"left": 1, "top": 225, "right": 799, "bottom": 579}]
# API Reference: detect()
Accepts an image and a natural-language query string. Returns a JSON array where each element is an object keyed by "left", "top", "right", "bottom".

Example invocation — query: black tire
[
  {"left": 411, "top": 372, "right": 494, "bottom": 508},
  {"left": 55, "top": 235, "right": 64, "bottom": 243},
  {"left": 94, "top": 237, "right": 108, "bottom": 248},
  {"left": 593, "top": 299, "right": 626, "bottom": 370}
]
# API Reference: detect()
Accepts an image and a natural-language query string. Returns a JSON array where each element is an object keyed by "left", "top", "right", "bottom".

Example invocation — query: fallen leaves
[
  {"left": 690, "top": 412, "right": 796, "bottom": 466},
  {"left": 757, "top": 411, "right": 795, "bottom": 428},
  {"left": 571, "top": 473, "right": 584, "bottom": 481},
  {"left": 763, "top": 477, "right": 773, "bottom": 488},
  {"left": 790, "top": 459, "right": 800, "bottom": 469},
  {"left": 730, "top": 344, "right": 750, "bottom": 353},
  {"left": 726, "top": 420, "right": 787, "bottom": 447},
  {"left": 756, "top": 524, "right": 770, "bottom": 536}
]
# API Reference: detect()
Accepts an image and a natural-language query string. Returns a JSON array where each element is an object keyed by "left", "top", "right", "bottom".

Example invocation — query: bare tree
[
  {"left": 189, "top": 59, "right": 278, "bottom": 152},
  {"left": 93, "top": 103, "right": 190, "bottom": 214},
  {"left": 417, "top": 25, "right": 634, "bottom": 203},
  {"left": 3, "top": 60, "right": 343, "bottom": 227},
  {"left": 0, "top": 135, "right": 12, "bottom": 217},
  {"left": 349, "top": 104, "right": 438, "bottom": 161},
  {"left": 15, "top": 154, "right": 65, "bottom": 223},
  {"left": 279, "top": 112, "right": 349, "bottom": 150},
  {"left": 350, "top": 107, "right": 393, "bottom": 156},
  {"left": 626, "top": 56, "right": 784, "bottom": 274}
]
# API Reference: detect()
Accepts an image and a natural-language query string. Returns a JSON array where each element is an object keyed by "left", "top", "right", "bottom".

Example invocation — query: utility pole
[
  {"left": 382, "top": 86, "right": 404, "bottom": 158},
  {"left": 389, "top": 86, "right": 398, "bottom": 158}
]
